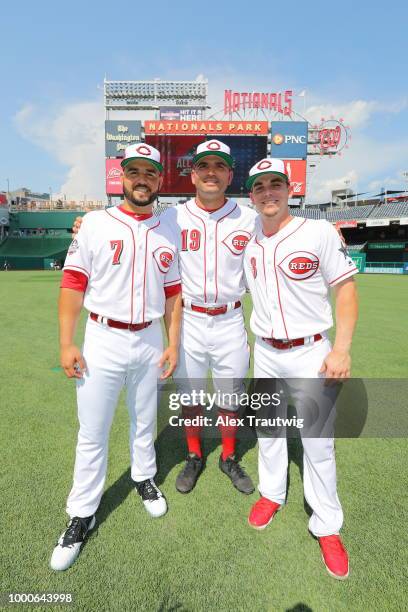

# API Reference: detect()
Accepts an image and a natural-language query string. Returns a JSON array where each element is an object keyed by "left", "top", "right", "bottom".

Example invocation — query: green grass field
[{"left": 1, "top": 272, "right": 407, "bottom": 612}]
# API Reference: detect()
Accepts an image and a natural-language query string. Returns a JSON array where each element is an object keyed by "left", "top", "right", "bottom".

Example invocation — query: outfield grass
[{"left": 1, "top": 272, "right": 407, "bottom": 612}]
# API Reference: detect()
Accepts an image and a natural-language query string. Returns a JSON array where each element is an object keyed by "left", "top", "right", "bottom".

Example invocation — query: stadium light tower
[
  {"left": 344, "top": 179, "right": 351, "bottom": 207},
  {"left": 403, "top": 171, "right": 408, "bottom": 194}
]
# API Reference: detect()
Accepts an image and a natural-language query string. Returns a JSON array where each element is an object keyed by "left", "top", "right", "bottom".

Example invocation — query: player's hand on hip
[
  {"left": 72, "top": 216, "right": 83, "bottom": 234},
  {"left": 319, "top": 349, "right": 351, "bottom": 385},
  {"left": 158, "top": 346, "right": 178, "bottom": 380},
  {"left": 60, "top": 344, "right": 87, "bottom": 379}
]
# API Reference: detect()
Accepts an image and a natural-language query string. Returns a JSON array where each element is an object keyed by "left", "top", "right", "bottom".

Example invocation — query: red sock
[
  {"left": 218, "top": 408, "right": 238, "bottom": 461},
  {"left": 182, "top": 405, "right": 203, "bottom": 458}
]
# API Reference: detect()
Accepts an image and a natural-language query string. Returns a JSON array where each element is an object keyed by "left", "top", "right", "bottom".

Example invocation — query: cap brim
[
  {"left": 120, "top": 156, "right": 163, "bottom": 172},
  {"left": 246, "top": 171, "right": 288, "bottom": 191},
  {"left": 192, "top": 150, "right": 234, "bottom": 168}
]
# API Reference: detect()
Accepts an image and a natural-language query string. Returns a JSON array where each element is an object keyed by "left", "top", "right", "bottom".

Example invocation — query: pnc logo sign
[
  {"left": 278, "top": 251, "right": 319, "bottom": 280},
  {"left": 273, "top": 133, "right": 306, "bottom": 145}
]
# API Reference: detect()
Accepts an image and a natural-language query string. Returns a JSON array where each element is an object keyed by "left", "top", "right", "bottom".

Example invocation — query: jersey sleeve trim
[
  {"left": 63, "top": 264, "right": 90, "bottom": 279},
  {"left": 60, "top": 269, "right": 88, "bottom": 292},
  {"left": 164, "top": 283, "right": 182, "bottom": 298},
  {"left": 164, "top": 278, "right": 181, "bottom": 287},
  {"left": 329, "top": 267, "right": 358, "bottom": 286}
]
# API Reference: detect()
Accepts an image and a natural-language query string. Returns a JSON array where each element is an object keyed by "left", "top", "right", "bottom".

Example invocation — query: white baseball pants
[
  {"left": 254, "top": 335, "right": 343, "bottom": 537},
  {"left": 173, "top": 308, "right": 250, "bottom": 409},
  {"left": 66, "top": 317, "right": 163, "bottom": 518}
]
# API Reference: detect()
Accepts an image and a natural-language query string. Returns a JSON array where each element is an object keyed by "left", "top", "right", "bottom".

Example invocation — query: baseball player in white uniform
[
  {"left": 160, "top": 140, "right": 257, "bottom": 495},
  {"left": 243, "top": 158, "right": 358, "bottom": 580},
  {"left": 50, "top": 144, "right": 182, "bottom": 571},
  {"left": 71, "top": 140, "right": 257, "bottom": 495}
]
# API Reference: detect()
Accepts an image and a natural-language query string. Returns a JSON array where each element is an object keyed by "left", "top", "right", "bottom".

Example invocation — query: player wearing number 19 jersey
[{"left": 161, "top": 140, "right": 258, "bottom": 495}]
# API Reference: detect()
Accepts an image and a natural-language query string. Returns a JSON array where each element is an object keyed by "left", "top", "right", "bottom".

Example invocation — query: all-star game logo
[
  {"left": 176, "top": 145, "right": 196, "bottom": 177},
  {"left": 153, "top": 247, "right": 175, "bottom": 273},
  {"left": 222, "top": 230, "right": 251, "bottom": 255},
  {"left": 278, "top": 251, "right": 320, "bottom": 280},
  {"left": 68, "top": 238, "right": 79, "bottom": 255}
]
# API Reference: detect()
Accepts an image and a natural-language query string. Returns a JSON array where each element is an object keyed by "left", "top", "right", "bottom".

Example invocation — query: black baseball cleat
[
  {"left": 219, "top": 454, "right": 255, "bottom": 494},
  {"left": 134, "top": 478, "right": 167, "bottom": 518},
  {"left": 176, "top": 453, "right": 204, "bottom": 493},
  {"left": 50, "top": 515, "right": 96, "bottom": 571}
]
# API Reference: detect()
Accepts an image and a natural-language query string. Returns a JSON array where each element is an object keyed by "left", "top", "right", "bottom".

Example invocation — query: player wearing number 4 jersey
[
  {"left": 50, "top": 144, "right": 182, "bottom": 571},
  {"left": 244, "top": 158, "right": 359, "bottom": 580},
  {"left": 161, "top": 140, "right": 257, "bottom": 495}
]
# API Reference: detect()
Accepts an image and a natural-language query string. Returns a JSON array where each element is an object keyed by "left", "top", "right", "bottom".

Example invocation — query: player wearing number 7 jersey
[
  {"left": 50, "top": 144, "right": 182, "bottom": 571},
  {"left": 72, "top": 140, "right": 258, "bottom": 495}
]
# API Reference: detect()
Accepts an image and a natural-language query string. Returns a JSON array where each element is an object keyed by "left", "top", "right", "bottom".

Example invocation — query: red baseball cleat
[
  {"left": 319, "top": 535, "right": 349, "bottom": 580},
  {"left": 248, "top": 497, "right": 280, "bottom": 530}
]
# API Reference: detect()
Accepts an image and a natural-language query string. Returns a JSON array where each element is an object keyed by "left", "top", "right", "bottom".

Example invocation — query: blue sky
[{"left": 1, "top": 0, "right": 407, "bottom": 202}]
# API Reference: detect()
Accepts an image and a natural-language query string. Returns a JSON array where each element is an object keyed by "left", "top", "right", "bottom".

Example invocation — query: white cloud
[
  {"left": 306, "top": 133, "right": 408, "bottom": 203},
  {"left": 14, "top": 101, "right": 105, "bottom": 200}
]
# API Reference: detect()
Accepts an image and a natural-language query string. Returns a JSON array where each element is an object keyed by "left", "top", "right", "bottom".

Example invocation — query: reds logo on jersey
[
  {"left": 278, "top": 251, "right": 320, "bottom": 280},
  {"left": 222, "top": 230, "right": 251, "bottom": 256},
  {"left": 153, "top": 246, "right": 175, "bottom": 273}
]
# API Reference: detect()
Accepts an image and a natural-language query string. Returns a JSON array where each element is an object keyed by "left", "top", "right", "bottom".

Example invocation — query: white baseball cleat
[
  {"left": 50, "top": 515, "right": 96, "bottom": 571},
  {"left": 134, "top": 478, "right": 167, "bottom": 518}
]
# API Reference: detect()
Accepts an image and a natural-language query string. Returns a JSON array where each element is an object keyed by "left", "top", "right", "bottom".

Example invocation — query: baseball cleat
[
  {"left": 219, "top": 454, "right": 255, "bottom": 494},
  {"left": 318, "top": 535, "right": 349, "bottom": 580},
  {"left": 175, "top": 453, "right": 204, "bottom": 493},
  {"left": 248, "top": 497, "right": 280, "bottom": 529},
  {"left": 134, "top": 478, "right": 167, "bottom": 518},
  {"left": 50, "top": 515, "right": 96, "bottom": 571}
]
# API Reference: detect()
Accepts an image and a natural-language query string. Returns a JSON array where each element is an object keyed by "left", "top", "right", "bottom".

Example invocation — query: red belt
[
  {"left": 183, "top": 301, "right": 241, "bottom": 316},
  {"left": 90, "top": 312, "right": 152, "bottom": 332},
  {"left": 262, "top": 334, "right": 322, "bottom": 350}
]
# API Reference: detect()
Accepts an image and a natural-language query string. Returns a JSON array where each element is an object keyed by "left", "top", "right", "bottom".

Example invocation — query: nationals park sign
[{"left": 145, "top": 121, "right": 269, "bottom": 135}]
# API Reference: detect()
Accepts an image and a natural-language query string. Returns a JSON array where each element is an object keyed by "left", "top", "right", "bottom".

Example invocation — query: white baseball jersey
[
  {"left": 161, "top": 199, "right": 258, "bottom": 305},
  {"left": 244, "top": 217, "right": 358, "bottom": 339},
  {"left": 64, "top": 207, "right": 180, "bottom": 323}
]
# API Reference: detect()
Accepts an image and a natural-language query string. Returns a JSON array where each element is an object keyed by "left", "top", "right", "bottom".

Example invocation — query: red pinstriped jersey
[
  {"left": 244, "top": 217, "right": 358, "bottom": 340},
  {"left": 161, "top": 199, "right": 258, "bottom": 306},
  {"left": 63, "top": 207, "right": 180, "bottom": 323}
]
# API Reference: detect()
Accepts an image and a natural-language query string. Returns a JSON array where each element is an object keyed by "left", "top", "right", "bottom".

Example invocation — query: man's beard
[{"left": 123, "top": 184, "right": 159, "bottom": 207}]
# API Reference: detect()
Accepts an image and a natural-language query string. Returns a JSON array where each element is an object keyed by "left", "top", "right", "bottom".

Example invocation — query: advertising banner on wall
[
  {"left": 159, "top": 107, "right": 204, "bottom": 121},
  {"left": 366, "top": 219, "right": 390, "bottom": 227},
  {"left": 106, "top": 159, "right": 123, "bottom": 195},
  {"left": 105, "top": 121, "right": 142, "bottom": 157},
  {"left": 284, "top": 160, "right": 307, "bottom": 197},
  {"left": 271, "top": 121, "right": 308, "bottom": 159}
]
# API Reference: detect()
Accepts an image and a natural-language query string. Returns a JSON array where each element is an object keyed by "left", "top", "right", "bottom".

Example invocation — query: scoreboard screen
[
  {"left": 145, "top": 135, "right": 201, "bottom": 195},
  {"left": 145, "top": 135, "right": 268, "bottom": 196},
  {"left": 211, "top": 135, "right": 268, "bottom": 195}
]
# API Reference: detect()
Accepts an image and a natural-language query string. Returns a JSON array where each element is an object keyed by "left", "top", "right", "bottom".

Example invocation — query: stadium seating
[
  {"left": 289, "top": 208, "right": 322, "bottom": 219},
  {"left": 369, "top": 201, "right": 408, "bottom": 218},
  {"left": 325, "top": 205, "right": 375, "bottom": 221}
]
